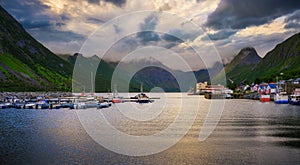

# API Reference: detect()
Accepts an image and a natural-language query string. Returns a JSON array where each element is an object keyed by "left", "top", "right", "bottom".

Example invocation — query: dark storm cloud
[
  {"left": 29, "top": 27, "right": 85, "bottom": 43},
  {"left": 22, "top": 20, "right": 52, "bottom": 29},
  {"left": 284, "top": 10, "right": 300, "bottom": 29},
  {"left": 137, "top": 14, "right": 161, "bottom": 44},
  {"left": 137, "top": 31, "right": 160, "bottom": 43},
  {"left": 88, "top": 0, "right": 100, "bottom": 4},
  {"left": 140, "top": 14, "right": 159, "bottom": 31},
  {"left": 161, "top": 33, "right": 183, "bottom": 43},
  {"left": 1, "top": 0, "right": 84, "bottom": 45},
  {"left": 87, "top": 0, "right": 126, "bottom": 7},
  {"left": 207, "top": 29, "right": 237, "bottom": 41},
  {"left": 206, "top": 0, "right": 300, "bottom": 30},
  {"left": 86, "top": 17, "right": 105, "bottom": 24},
  {"left": 0, "top": 0, "right": 50, "bottom": 21},
  {"left": 0, "top": 0, "right": 66, "bottom": 31}
]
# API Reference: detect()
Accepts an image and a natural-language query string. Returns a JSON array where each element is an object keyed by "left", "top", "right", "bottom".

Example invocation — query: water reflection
[{"left": 0, "top": 95, "right": 299, "bottom": 164}]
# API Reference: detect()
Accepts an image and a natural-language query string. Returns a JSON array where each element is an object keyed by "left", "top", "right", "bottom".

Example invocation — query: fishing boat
[
  {"left": 274, "top": 92, "right": 289, "bottom": 104},
  {"left": 36, "top": 100, "right": 50, "bottom": 109},
  {"left": 111, "top": 84, "right": 123, "bottom": 103},
  {"left": 131, "top": 83, "right": 153, "bottom": 103},
  {"left": 274, "top": 76, "right": 288, "bottom": 104},
  {"left": 289, "top": 94, "right": 300, "bottom": 105},
  {"left": 0, "top": 102, "right": 12, "bottom": 109},
  {"left": 97, "top": 101, "right": 111, "bottom": 109},
  {"left": 260, "top": 94, "right": 270, "bottom": 102},
  {"left": 289, "top": 88, "right": 300, "bottom": 105},
  {"left": 136, "top": 93, "right": 152, "bottom": 103},
  {"left": 24, "top": 102, "right": 36, "bottom": 109}
]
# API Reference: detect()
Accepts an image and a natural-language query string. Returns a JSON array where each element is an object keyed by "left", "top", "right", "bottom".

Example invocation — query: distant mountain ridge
[{"left": 62, "top": 54, "right": 209, "bottom": 92}]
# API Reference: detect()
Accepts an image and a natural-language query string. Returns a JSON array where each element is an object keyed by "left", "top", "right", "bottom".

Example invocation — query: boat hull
[
  {"left": 289, "top": 94, "right": 300, "bottom": 106},
  {"left": 112, "top": 99, "right": 122, "bottom": 103},
  {"left": 260, "top": 95, "right": 270, "bottom": 102},
  {"left": 274, "top": 100, "right": 289, "bottom": 104},
  {"left": 274, "top": 94, "right": 289, "bottom": 104},
  {"left": 289, "top": 101, "right": 300, "bottom": 105}
]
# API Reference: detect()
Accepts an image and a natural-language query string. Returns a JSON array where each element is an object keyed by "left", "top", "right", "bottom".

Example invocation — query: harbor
[
  {"left": 1, "top": 93, "right": 299, "bottom": 164},
  {"left": 0, "top": 91, "right": 158, "bottom": 110},
  {"left": 188, "top": 78, "right": 300, "bottom": 106}
]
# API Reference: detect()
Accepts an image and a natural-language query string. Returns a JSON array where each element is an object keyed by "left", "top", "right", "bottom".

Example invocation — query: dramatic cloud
[
  {"left": 207, "top": 29, "right": 237, "bottom": 41},
  {"left": 87, "top": 0, "right": 126, "bottom": 7},
  {"left": 206, "top": 0, "right": 300, "bottom": 30},
  {"left": 284, "top": 10, "right": 300, "bottom": 29},
  {"left": 137, "top": 14, "right": 161, "bottom": 44},
  {"left": 1, "top": 0, "right": 300, "bottom": 70}
]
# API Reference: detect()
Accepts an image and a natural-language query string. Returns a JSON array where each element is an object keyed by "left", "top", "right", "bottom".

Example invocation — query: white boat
[
  {"left": 74, "top": 96, "right": 98, "bottom": 109},
  {"left": 289, "top": 94, "right": 300, "bottom": 105},
  {"left": 274, "top": 92, "right": 289, "bottom": 104},
  {"left": 25, "top": 103, "right": 36, "bottom": 109},
  {"left": 97, "top": 102, "right": 111, "bottom": 109}
]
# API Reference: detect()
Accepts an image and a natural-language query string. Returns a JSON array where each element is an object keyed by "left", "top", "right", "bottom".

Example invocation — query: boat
[
  {"left": 260, "top": 94, "right": 270, "bottom": 102},
  {"left": 111, "top": 84, "right": 123, "bottom": 103},
  {"left": 36, "top": 101, "right": 50, "bottom": 109},
  {"left": 274, "top": 92, "right": 289, "bottom": 104},
  {"left": 59, "top": 99, "right": 74, "bottom": 109},
  {"left": 288, "top": 88, "right": 300, "bottom": 105},
  {"left": 136, "top": 93, "right": 152, "bottom": 103},
  {"left": 24, "top": 102, "right": 36, "bottom": 109},
  {"left": 97, "top": 101, "right": 111, "bottom": 109},
  {"left": 133, "top": 83, "right": 153, "bottom": 103},
  {"left": 289, "top": 94, "right": 300, "bottom": 105},
  {"left": 74, "top": 96, "right": 98, "bottom": 109}
]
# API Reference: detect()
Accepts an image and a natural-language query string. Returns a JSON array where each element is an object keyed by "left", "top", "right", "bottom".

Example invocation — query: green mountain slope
[
  {"left": 214, "top": 47, "right": 261, "bottom": 86},
  {"left": 215, "top": 32, "right": 300, "bottom": 87},
  {"left": 252, "top": 32, "right": 300, "bottom": 82},
  {"left": 0, "top": 6, "right": 73, "bottom": 91}
]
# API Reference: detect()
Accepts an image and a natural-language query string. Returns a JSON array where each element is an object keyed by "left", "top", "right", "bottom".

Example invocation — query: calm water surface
[{"left": 0, "top": 93, "right": 300, "bottom": 164}]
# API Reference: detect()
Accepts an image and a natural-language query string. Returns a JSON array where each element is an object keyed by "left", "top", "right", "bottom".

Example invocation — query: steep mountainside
[
  {"left": 0, "top": 6, "right": 73, "bottom": 91},
  {"left": 214, "top": 32, "right": 300, "bottom": 87},
  {"left": 214, "top": 47, "right": 261, "bottom": 85},
  {"left": 252, "top": 32, "right": 300, "bottom": 82}
]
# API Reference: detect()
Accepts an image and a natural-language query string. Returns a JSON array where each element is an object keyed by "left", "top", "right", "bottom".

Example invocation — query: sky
[{"left": 1, "top": 0, "right": 300, "bottom": 70}]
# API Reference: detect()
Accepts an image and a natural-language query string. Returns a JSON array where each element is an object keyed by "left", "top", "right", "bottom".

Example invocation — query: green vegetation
[{"left": 215, "top": 33, "right": 300, "bottom": 88}]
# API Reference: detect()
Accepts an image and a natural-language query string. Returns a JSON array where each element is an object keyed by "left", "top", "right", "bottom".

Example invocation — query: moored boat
[
  {"left": 136, "top": 93, "right": 152, "bottom": 103},
  {"left": 260, "top": 94, "right": 270, "bottom": 102},
  {"left": 289, "top": 94, "right": 300, "bottom": 105},
  {"left": 274, "top": 92, "right": 289, "bottom": 104},
  {"left": 97, "top": 101, "right": 111, "bottom": 109}
]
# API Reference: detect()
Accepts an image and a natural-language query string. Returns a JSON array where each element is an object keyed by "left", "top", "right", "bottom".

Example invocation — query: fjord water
[{"left": 1, "top": 93, "right": 299, "bottom": 164}]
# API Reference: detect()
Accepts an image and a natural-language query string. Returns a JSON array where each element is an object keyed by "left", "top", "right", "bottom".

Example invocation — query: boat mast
[
  {"left": 91, "top": 72, "right": 94, "bottom": 95},
  {"left": 276, "top": 76, "right": 279, "bottom": 93},
  {"left": 113, "top": 84, "right": 118, "bottom": 98}
]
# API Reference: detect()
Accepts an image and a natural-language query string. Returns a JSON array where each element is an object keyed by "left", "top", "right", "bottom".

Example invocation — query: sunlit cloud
[{"left": 1, "top": 0, "right": 300, "bottom": 70}]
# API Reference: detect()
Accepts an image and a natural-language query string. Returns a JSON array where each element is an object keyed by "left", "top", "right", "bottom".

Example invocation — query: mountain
[
  {"left": 252, "top": 32, "right": 300, "bottom": 82},
  {"left": 0, "top": 6, "right": 73, "bottom": 91},
  {"left": 215, "top": 32, "right": 300, "bottom": 87},
  {"left": 62, "top": 55, "right": 206, "bottom": 92},
  {"left": 214, "top": 47, "right": 262, "bottom": 85}
]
